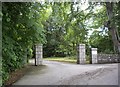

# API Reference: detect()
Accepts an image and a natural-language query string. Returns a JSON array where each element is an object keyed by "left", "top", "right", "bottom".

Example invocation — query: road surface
[{"left": 13, "top": 60, "right": 118, "bottom": 85}]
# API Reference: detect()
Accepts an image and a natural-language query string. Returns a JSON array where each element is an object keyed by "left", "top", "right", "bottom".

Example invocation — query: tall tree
[
  {"left": 2, "top": 2, "right": 48, "bottom": 84},
  {"left": 105, "top": 2, "right": 120, "bottom": 54}
]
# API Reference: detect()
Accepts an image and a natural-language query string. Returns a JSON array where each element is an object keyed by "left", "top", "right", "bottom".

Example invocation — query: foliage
[
  {"left": 43, "top": 2, "right": 119, "bottom": 57},
  {"left": 43, "top": 2, "right": 89, "bottom": 57},
  {"left": 88, "top": 3, "right": 118, "bottom": 54},
  {"left": 116, "top": 2, "right": 120, "bottom": 35},
  {"left": 89, "top": 31, "right": 114, "bottom": 53},
  {"left": 2, "top": 2, "right": 47, "bottom": 84}
]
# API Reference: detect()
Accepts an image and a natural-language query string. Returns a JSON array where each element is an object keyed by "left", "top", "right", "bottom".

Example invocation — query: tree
[
  {"left": 43, "top": 2, "right": 89, "bottom": 57},
  {"left": 89, "top": 30, "right": 114, "bottom": 53},
  {"left": 86, "top": 2, "right": 120, "bottom": 54},
  {"left": 2, "top": 2, "right": 48, "bottom": 84},
  {"left": 105, "top": 2, "right": 120, "bottom": 54}
]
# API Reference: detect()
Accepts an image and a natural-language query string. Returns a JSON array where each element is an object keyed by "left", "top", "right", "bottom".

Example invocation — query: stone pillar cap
[
  {"left": 91, "top": 48, "right": 97, "bottom": 50},
  {"left": 79, "top": 44, "right": 85, "bottom": 46}
]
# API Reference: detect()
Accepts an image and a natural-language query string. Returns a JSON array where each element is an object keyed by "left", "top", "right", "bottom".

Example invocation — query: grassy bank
[
  {"left": 44, "top": 56, "right": 76, "bottom": 63},
  {"left": 44, "top": 56, "right": 90, "bottom": 64}
]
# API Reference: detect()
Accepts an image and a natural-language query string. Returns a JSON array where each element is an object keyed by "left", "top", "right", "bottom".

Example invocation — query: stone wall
[{"left": 97, "top": 54, "right": 119, "bottom": 63}]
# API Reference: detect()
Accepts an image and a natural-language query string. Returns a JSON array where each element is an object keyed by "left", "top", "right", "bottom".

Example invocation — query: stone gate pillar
[
  {"left": 35, "top": 44, "right": 43, "bottom": 65},
  {"left": 91, "top": 48, "right": 98, "bottom": 64},
  {"left": 77, "top": 44, "right": 86, "bottom": 64}
]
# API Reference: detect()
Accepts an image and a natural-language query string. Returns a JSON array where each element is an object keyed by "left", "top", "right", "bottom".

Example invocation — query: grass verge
[
  {"left": 44, "top": 56, "right": 90, "bottom": 64},
  {"left": 44, "top": 56, "right": 76, "bottom": 63}
]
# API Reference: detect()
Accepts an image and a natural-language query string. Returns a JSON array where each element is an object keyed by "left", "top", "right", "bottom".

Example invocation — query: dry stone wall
[{"left": 97, "top": 54, "right": 119, "bottom": 63}]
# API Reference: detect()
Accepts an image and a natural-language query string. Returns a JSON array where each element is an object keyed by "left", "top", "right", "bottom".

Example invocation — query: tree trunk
[{"left": 105, "top": 2, "right": 120, "bottom": 54}]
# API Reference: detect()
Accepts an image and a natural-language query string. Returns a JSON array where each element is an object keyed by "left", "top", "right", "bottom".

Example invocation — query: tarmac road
[{"left": 13, "top": 60, "right": 118, "bottom": 85}]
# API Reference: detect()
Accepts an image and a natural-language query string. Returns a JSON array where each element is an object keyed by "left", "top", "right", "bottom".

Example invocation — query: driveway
[{"left": 13, "top": 60, "right": 118, "bottom": 85}]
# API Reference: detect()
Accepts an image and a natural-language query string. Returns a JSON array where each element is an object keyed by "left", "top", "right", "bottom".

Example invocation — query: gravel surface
[{"left": 13, "top": 60, "right": 118, "bottom": 85}]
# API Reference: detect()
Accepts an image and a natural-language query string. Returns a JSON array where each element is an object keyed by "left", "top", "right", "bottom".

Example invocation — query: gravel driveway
[{"left": 13, "top": 60, "right": 118, "bottom": 85}]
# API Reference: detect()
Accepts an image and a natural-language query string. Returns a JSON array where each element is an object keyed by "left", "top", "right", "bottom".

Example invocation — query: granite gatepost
[
  {"left": 77, "top": 44, "right": 86, "bottom": 64},
  {"left": 91, "top": 48, "right": 98, "bottom": 64},
  {"left": 35, "top": 44, "right": 43, "bottom": 65}
]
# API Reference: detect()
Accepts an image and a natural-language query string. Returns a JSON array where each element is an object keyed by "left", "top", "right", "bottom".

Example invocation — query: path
[{"left": 13, "top": 60, "right": 118, "bottom": 85}]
